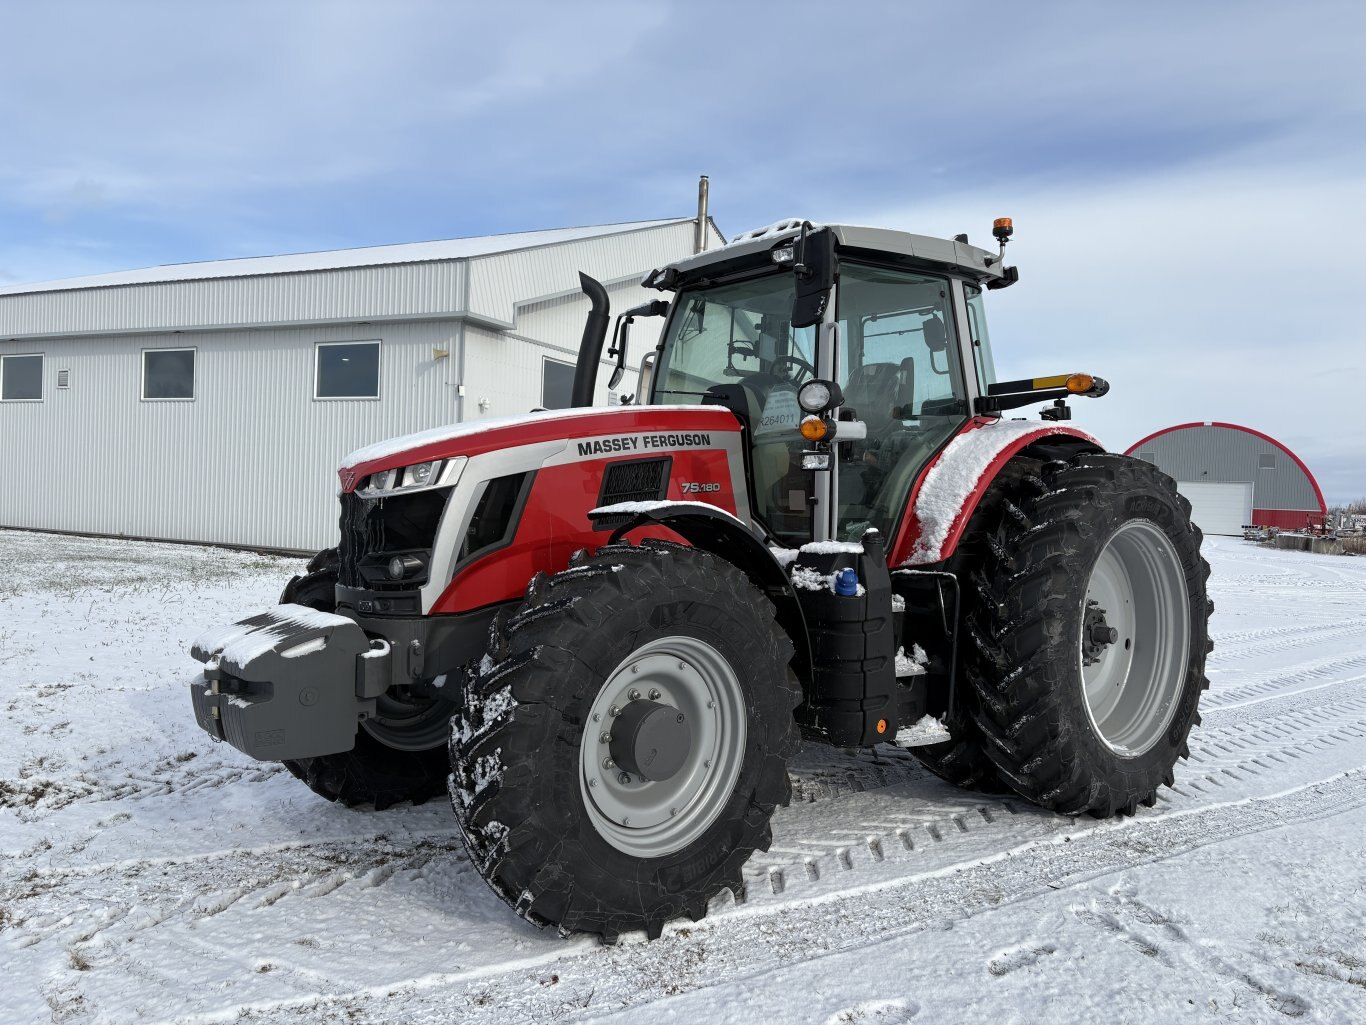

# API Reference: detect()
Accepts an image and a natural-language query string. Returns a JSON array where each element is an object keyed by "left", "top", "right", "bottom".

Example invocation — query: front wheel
[
  {"left": 450, "top": 540, "right": 800, "bottom": 940},
  {"left": 959, "top": 453, "right": 1211, "bottom": 816}
]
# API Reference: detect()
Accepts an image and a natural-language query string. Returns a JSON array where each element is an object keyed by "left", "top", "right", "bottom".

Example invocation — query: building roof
[
  {"left": 0, "top": 217, "right": 720, "bottom": 340},
  {"left": 0, "top": 218, "right": 690, "bottom": 297},
  {"left": 1125, "top": 421, "right": 1326, "bottom": 514}
]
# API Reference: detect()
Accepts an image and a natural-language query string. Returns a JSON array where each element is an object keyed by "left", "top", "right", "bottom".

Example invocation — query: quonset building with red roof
[{"left": 1126, "top": 422, "right": 1326, "bottom": 536}]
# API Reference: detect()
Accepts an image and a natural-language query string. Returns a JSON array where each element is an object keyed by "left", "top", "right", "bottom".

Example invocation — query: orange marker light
[
  {"left": 1066, "top": 373, "right": 1096, "bottom": 394},
  {"left": 993, "top": 217, "right": 1013, "bottom": 231},
  {"left": 799, "top": 417, "right": 828, "bottom": 442},
  {"left": 876, "top": 719, "right": 888, "bottom": 734}
]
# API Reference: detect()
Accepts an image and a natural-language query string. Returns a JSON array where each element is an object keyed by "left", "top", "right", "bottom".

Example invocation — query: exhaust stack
[
  {"left": 571, "top": 272, "right": 611, "bottom": 408},
  {"left": 694, "top": 175, "right": 709, "bottom": 254}
]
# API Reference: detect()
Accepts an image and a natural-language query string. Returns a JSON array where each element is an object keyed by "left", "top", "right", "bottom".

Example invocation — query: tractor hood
[{"left": 338, "top": 405, "right": 742, "bottom": 493}]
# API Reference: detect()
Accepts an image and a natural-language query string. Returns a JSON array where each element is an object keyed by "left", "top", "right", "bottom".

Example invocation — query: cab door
[{"left": 832, "top": 263, "right": 972, "bottom": 543}]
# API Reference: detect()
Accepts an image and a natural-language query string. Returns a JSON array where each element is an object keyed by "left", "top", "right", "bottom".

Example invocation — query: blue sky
[{"left": 2, "top": 1, "right": 1363, "bottom": 501}]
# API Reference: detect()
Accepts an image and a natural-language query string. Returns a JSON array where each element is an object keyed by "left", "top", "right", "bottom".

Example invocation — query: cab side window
[{"left": 964, "top": 284, "right": 997, "bottom": 389}]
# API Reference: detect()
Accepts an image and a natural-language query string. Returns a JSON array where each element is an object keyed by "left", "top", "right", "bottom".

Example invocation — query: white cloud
[{"left": 856, "top": 155, "right": 1366, "bottom": 501}]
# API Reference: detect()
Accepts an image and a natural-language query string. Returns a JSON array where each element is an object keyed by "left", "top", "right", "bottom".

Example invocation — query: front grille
[
  {"left": 594, "top": 457, "right": 670, "bottom": 528},
  {"left": 338, "top": 487, "right": 451, "bottom": 590}
]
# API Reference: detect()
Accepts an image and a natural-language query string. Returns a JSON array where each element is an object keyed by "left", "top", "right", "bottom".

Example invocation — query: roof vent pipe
[{"left": 694, "top": 175, "right": 710, "bottom": 254}]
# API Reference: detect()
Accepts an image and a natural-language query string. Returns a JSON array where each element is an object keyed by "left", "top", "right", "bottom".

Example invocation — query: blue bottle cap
[{"left": 834, "top": 567, "right": 860, "bottom": 597}]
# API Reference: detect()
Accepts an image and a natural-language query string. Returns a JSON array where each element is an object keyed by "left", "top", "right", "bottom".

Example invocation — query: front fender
[{"left": 590, "top": 502, "right": 812, "bottom": 681}]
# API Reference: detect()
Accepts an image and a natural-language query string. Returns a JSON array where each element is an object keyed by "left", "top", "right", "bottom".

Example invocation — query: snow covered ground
[{"left": 2, "top": 530, "right": 1364, "bottom": 1024}]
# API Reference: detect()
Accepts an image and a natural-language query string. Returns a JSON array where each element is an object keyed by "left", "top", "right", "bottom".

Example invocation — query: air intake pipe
[{"left": 571, "top": 272, "right": 610, "bottom": 408}]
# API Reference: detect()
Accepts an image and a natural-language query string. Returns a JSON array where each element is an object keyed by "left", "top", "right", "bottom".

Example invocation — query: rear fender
[
  {"left": 594, "top": 503, "right": 812, "bottom": 682},
  {"left": 890, "top": 418, "right": 1103, "bottom": 566}
]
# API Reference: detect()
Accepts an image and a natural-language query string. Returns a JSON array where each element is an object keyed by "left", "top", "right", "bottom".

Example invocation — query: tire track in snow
[
  {"left": 155, "top": 768, "right": 1366, "bottom": 1025},
  {"left": 1207, "top": 623, "right": 1366, "bottom": 669},
  {"left": 738, "top": 684, "right": 1366, "bottom": 910},
  {"left": 0, "top": 833, "right": 466, "bottom": 952}
]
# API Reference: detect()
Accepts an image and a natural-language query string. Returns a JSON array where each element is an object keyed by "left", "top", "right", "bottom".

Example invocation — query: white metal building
[{"left": 0, "top": 217, "right": 722, "bottom": 551}]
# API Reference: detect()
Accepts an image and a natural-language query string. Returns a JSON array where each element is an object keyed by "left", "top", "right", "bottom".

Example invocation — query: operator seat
[{"left": 841, "top": 362, "right": 900, "bottom": 435}]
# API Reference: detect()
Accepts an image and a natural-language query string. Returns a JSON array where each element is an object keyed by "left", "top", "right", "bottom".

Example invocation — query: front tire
[
  {"left": 958, "top": 453, "right": 1211, "bottom": 816},
  {"left": 279, "top": 568, "right": 452, "bottom": 810},
  {"left": 450, "top": 540, "right": 801, "bottom": 940}
]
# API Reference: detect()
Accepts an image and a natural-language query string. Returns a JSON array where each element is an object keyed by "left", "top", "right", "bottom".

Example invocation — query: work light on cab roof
[{"left": 187, "top": 203, "right": 1211, "bottom": 945}]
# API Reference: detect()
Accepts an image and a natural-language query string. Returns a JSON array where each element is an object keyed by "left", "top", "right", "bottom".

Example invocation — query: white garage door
[{"left": 1176, "top": 481, "right": 1254, "bottom": 536}]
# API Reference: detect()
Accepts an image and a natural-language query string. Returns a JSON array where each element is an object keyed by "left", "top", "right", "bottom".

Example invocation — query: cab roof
[{"left": 647, "top": 219, "right": 1008, "bottom": 289}]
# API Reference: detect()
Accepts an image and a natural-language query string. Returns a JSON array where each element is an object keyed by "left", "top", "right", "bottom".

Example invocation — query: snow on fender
[{"left": 897, "top": 418, "right": 1099, "bottom": 566}]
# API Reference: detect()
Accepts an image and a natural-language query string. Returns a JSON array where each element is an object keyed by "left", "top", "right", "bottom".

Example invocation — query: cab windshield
[{"left": 652, "top": 266, "right": 970, "bottom": 545}]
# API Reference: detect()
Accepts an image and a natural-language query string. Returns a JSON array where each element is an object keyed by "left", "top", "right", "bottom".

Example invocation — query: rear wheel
[
  {"left": 957, "top": 452, "right": 1211, "bottom": 815},
  {"left": 279, "top": 568, "right": 452, "bottom": 810},
  {"left": 450, "top": 540, "right": 800, "bottom": 940}
]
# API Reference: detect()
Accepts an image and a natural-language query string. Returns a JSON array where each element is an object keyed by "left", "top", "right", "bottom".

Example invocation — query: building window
[
  {"left": 1259, "top": 453, "right": 1277, "bottom": 470},
  {"left": 542, "top": 357, "right": 576, "bottom": 409},
  {"left": 142, "top": 348, "right": 196, "bottom": 400},
  {"left": 316, "top": 341, "right": 381, "bottom": 399},
  {"left": 1, "top": 353, "right": 43, "bottom": 401}
]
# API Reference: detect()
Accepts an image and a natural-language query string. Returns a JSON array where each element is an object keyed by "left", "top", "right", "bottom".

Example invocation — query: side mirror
[
  {"left": 609, "top": 300, "right": 669, "bottom": 392},
  {"left": 635, "top": 351, "right": 657, "bottom": 405},
  {"left": 791, "top": 225, "right": 837, "bottom": 329}
]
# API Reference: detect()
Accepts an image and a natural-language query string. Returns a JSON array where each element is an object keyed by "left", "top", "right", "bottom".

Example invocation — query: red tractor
[{"left": 191, "top": 218, "right": 1210, "bottom": 940}]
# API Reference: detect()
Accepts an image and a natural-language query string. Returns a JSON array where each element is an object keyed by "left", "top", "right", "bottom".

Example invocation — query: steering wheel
[{"left": 771, "top": 353, "right": 817, "bottom": 385}]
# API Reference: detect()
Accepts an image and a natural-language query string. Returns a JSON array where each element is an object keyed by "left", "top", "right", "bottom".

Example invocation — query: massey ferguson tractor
[{"left": 190, "top": 218, "right": 1211, "bottom": 940}]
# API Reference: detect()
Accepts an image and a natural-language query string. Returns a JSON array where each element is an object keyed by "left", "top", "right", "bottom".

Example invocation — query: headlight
[
  {"left": 405, "top": 461, "right": 435, "bottom": 486},
  {"left": 360, "top": 457, "right": 465, "bottom": 497},
  {"left": 798, "top": 379, "right": 842, "bottom": 414}
]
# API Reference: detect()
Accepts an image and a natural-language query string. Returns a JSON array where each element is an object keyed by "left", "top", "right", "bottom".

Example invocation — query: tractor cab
[{"left": 638, "top": 221, "right": 1007, "bottom": 548}]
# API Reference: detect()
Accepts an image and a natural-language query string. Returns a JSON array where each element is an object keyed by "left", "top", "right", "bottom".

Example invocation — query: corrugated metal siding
[
  {"left": 0, "top": 262, "right": 466, "bottom": 339},
  {"left": 1139, "top": 425, "right": 1322, "bottom": 511},
  {"left": 0, "top": 221, "right": 709, "bottom": 340},
  {"left": 467, "top": 221, "right": 699, "bottom": 327},
  {"left": 0, "top": 322, "right": 465, "bottom": 551}
]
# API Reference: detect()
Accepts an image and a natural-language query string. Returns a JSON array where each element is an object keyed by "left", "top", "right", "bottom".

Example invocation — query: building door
[{"left": 1176, "top": 480, "right": 1254, "bottom": 536}]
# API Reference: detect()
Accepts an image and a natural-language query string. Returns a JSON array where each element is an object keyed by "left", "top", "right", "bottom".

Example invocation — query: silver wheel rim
[
  {"left": 1080, "top": 520, "right": 1190, "bottom": 757},
  {"left": 579, "top": 636, "right": 746, "bottom": 858}
]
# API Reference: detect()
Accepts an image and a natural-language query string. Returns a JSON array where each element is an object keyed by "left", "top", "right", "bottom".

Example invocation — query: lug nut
[
  {"left": 648, "top": 688, "right": 661, "bottom": 701},
  {"left": 618, "top": 772, "right": 632, "bottom": 785},
  {"left": 609, "top": 705, "right": 621, "bottom": 717},
  {"left": 592, "top": 713, "right": 600, "bottom": 723},
  {"left": 599, "top": 732, "right": 611, "bottom": 744},
  {"left": 602, "top": 757, "right": 614, "bottom": 769},
  {"left": 628, "top": 688, "right": 641, "bottom": 701}
]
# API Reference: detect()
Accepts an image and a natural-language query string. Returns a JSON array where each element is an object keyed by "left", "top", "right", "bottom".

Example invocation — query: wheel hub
[
  {"left": 1082, "top": 601, "right": 1120, "bottom": 666},
  {"left": 609, "top": 700, "right": 692, "bottom": 781}
]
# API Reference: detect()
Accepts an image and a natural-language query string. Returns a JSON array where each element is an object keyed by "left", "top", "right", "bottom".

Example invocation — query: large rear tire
[
  {"left": 957, "top": 452, "right": 1211, "bottom": 816},
  {"left": 278, "top": 568, "right": 452, "bottom": 810},
  {"left": 450, "top": 540, "right": 801, "bottom": 940}
]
